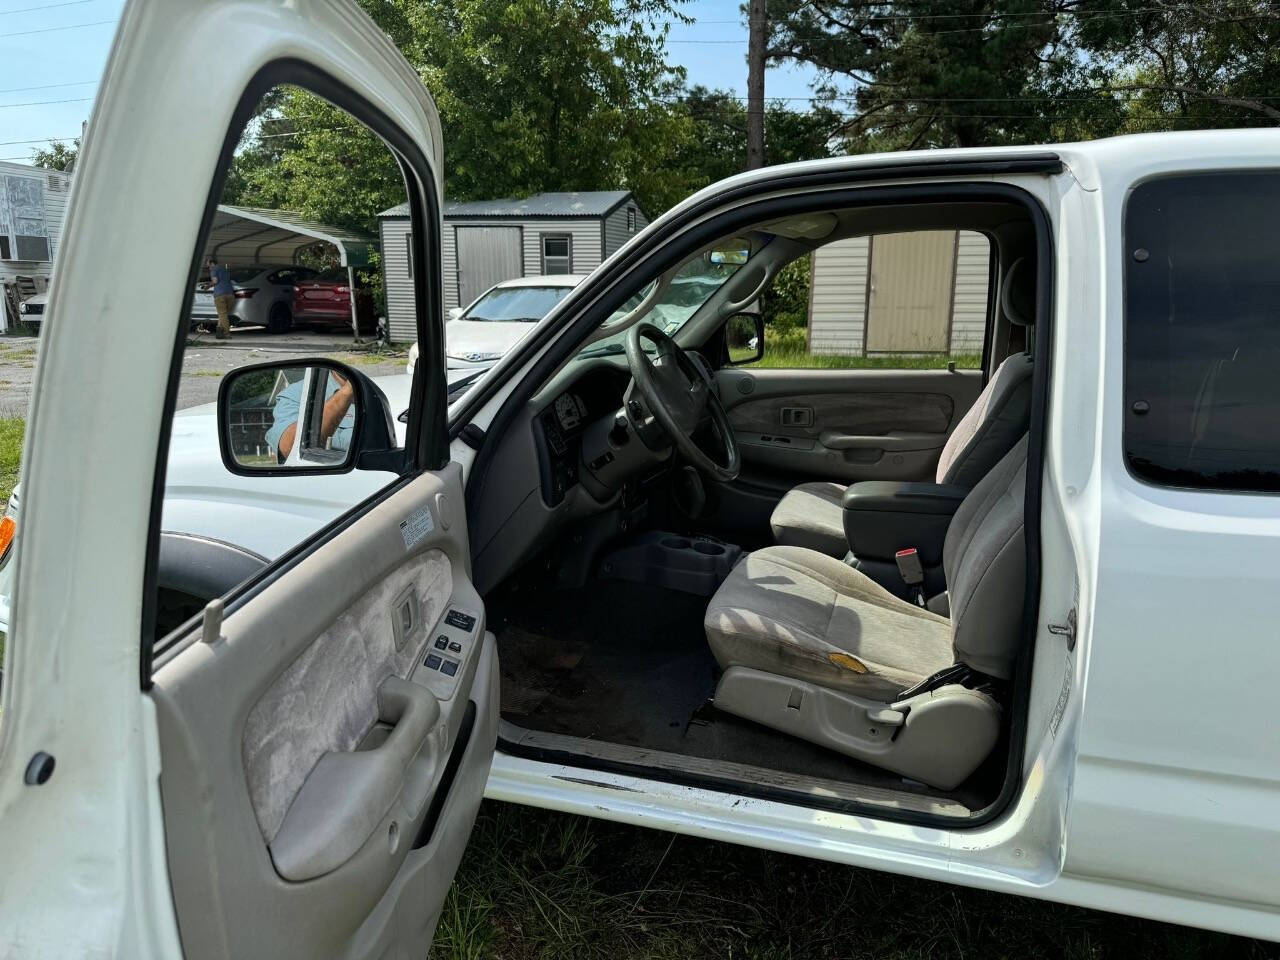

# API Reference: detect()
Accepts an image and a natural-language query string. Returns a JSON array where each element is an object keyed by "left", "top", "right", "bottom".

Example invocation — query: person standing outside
[{"left": 209, "top": 257, "right": 235, "bottom": 340}]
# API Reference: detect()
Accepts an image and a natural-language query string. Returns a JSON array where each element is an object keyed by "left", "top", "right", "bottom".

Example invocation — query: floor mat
[
  {"left": 494, "top": 580, "right": 717, "bottom": 748},
  {"left": 498, "top": 626, "right": 587, "bottom": 716}
]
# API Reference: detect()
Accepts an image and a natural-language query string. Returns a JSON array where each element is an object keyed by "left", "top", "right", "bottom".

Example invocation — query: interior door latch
[
  {"left": 1048, "top": 607, "right": 1077, "bottom": 651},
  {"left": 780, "top": 406, "right": 813, "bottom": 427}
]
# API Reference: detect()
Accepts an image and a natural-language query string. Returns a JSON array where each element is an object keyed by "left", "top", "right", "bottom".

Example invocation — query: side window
[
  {"left": 148, "top": 82, "right": 429, "bottom": 642},
  {"left": 1124, "top": 173, "right": 1280, "bottom": 492},
  {"left": 405, "top": 232, "right": 413, "bottom": 279},
  {"left": 748, "top": 230, "right": 990, "bottom": 369},
  {"left": 541, "top": 234, "right": 572, "bottom": 274}
]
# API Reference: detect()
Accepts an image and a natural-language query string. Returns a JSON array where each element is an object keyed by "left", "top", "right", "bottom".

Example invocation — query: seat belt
[{"left": 894, "top": 548, "right": 926, "bottom": 607}]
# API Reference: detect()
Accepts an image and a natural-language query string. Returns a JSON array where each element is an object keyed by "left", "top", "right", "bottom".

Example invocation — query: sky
[{"left": 0, "top": 0, "right": 821, "bottom": 166}]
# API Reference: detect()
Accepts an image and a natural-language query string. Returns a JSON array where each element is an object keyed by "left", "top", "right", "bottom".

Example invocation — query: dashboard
[{"left": 531, "top": 368, "right": 630, "bottom": 507}]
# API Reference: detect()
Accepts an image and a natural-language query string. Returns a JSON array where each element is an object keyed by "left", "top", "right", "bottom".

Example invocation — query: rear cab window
[{"left": 1124, "top": 173, "right": 1280, "bottom": 492}]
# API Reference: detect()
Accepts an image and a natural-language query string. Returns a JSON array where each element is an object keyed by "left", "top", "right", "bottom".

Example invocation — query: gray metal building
[{"left": 378, "top": 191, "right": 648, "bottom": 343}]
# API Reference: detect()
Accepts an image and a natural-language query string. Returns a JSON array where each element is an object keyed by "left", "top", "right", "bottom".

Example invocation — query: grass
[
  {"left": 0, "top": 418, "right": 23, "bottom": 506},
  {"left": 748, "top": 350, "right": 983, "bottom": 371},
  {"left": 434, "top": 801, "right": 1271, "bottom": 960},
  {"left": 333, "top": 344, "right": 410, "bottom": 367},
  {"left": 0, "top": 418, "right": 21, "bottom": 665}
]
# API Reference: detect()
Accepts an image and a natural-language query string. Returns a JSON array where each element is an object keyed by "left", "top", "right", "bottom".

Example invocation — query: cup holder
[
  {"left": 661, "top": 537, "right": 692, "bottom": 550},
  {"left": 693, "top": 541, "right": 725, "bottom": 556}
]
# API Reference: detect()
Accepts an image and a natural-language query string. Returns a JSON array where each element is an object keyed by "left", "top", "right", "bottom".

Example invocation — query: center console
[{"left": 841, "top": 481, "right": 968, "bottom": 598}]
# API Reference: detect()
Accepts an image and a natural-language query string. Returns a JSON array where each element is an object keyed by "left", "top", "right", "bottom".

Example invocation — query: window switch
[
  {"left": 434, "top": 636, "right": 449, "bottom": 650},
  {"left": 445, "top": 610, "right": 477, "bottom": 631},
  {"left": 448, "top": 641, "right": 462, "bottom": 653},
  {"left": 440, "top": 659, "right": 459, "bottom": 677},
  {"left": 424, "top": 654, "right": 442, "bottom": 671}
]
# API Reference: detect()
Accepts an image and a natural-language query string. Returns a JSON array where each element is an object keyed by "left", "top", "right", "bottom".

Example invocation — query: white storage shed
[{"left": 378, "top": 191, "right": 648, "bottom": 343}]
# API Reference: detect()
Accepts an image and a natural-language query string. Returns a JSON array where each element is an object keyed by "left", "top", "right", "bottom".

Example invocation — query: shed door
[
  {"left": 456, "top": 226, "right": 522, "bottom": 307},
  {"left": 865, "top": 230, "right": 956, "bottom": 354}
]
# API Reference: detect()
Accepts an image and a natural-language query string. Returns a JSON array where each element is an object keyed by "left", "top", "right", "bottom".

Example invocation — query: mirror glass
[
  {"left": 726, "top": 313, "right": 763, "bottom": 364},
  {"left": 224, "top": 364, "right": 358, "bottom": 470},
  {"left": 709, "top": 242, "right": 751, "bottom": 266}
]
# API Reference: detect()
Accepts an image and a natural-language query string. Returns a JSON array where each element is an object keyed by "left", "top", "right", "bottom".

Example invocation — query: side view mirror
[
  {"left": 217, "top": 359, "right": 400, "bottom": 476},
  {"left": 724, "top": 313, "right": 764, "bottom": 366},
  {"left": 447, "top": 306, "right": 463, "bottom": 321}
]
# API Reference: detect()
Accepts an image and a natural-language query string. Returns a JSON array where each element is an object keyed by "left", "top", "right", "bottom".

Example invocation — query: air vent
[{"left": 46, "top": 174, "right": 65, "bottom": 193}]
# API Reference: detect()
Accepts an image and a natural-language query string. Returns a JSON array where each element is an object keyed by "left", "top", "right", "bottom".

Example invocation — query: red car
[{"left": 291, "top": 268, "right": 377, "bottom": 333}]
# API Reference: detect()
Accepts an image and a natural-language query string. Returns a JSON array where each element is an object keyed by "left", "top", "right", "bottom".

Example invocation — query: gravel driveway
[{"left": 0, "top": 328, "right": 409, "bottom": 418}]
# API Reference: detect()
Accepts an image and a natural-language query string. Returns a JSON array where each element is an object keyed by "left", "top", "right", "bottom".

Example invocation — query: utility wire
[
  {"left": 0, "top": 0, "right": 95, "bottom": 14},
  {"left": 0, "top": 96, "right": 94, "bottom": 108},
  {"left": 0, "top": 79, "right": 96, "bottom": 94},
  {"left": 0, "top": 134, "right": 81, "bottom": 145},
  {"left": 2, "top": 16, "right": 114, "bottom": 37}
]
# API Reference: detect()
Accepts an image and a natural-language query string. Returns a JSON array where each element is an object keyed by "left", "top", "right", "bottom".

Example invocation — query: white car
[
  {"left": 17, "top": 291, "right": 46, "bottom": 325},
  {"left": 4, "top": 0, "right": 1280, "bottom": 955},
  {"left": 405, "top": 274, "right": 582, "bottom": 374}
]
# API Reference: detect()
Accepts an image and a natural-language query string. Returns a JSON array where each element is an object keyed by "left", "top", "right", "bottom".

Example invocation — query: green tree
[
  {"left": 767, "top": 0, "right": 1107, "bottom": 150},
  {"left": 1071, "top": 1, "right": 1280, "bottom": 132},
  {"left": 227, "top": 0, "right": 696, "bottom": 217},
  {"left": 31, "top": 139, "right": 78, "bottom": 171},
  {"left": 667, "top": 86, "right": 842, "bottom": 193},
  {"left": 409, "top": 0, "right": 693, "bottom": 213}
]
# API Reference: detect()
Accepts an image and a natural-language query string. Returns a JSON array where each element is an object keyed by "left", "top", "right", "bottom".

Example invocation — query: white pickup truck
[{"left": 1, "top": 0, "right": 1278, "bottom": 956}]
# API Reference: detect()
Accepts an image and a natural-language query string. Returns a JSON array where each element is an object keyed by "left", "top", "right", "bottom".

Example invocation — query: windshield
[
  {"left": 578, "top": 240, "right": 752, "bottom": 358},
  {"left": 465, "top": 286, "right": 574, "bottom": 323}
]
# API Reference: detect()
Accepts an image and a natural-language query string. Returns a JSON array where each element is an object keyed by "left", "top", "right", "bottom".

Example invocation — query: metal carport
[{"left": 202, "top": 205, "right": 377, "bottom": 339}]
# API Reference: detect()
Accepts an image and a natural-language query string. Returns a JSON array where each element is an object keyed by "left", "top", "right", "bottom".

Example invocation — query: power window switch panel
[{"left": 444, "top": 609, "right": 477, "bottom": 631}]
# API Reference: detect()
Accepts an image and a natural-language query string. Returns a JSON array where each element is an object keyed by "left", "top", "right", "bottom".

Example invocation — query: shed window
[
  {"left": 627, "top": 207, "right": 636, "bottom": 233},
  {"left": 1124, "top": 172, "right": 1280, "bottom": 492},
  {"left": 542, "top": 234, "right": 572, "bottom": 274}
]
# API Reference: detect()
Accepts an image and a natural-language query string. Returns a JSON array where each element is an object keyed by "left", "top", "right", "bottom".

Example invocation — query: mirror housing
[
  {"left": 217, "top": 359, "right": 400, "bottom": 476},
  {"left": 724, "top": 313, "right": 764, "bottom": 366},
  {"left": 447, "top": 306, "right": 463, "bottom": 321}
]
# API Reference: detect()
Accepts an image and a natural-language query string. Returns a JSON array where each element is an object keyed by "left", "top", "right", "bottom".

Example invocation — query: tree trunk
[{"left": 746, "top": 0, "right": 767, "bottom": 169}]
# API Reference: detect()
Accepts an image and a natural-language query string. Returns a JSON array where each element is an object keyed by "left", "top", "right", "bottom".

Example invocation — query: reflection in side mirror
[
  {"left": 725, "top": 313, "right": 765, "bottom": 365},
  {"left": 223, "top": 364, "right": 357, "bottom": 470},
  {"left": 218, "top": 360, "right": 398, "bottom": 475}
]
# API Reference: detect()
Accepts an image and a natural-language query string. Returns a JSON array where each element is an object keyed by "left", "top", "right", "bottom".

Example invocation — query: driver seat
[{"left": 704, "top": 435, "right": 1028, "bottom": 791}]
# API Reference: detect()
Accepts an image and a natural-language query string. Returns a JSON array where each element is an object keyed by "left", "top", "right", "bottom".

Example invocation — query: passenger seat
[{"left": 769, "top": 257, "right": 1036, "bottom": 557}]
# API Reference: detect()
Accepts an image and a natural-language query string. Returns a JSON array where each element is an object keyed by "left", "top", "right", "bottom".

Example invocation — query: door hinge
[{"left": 1048, "top": 607, "right": 1077, "bottom": 651}]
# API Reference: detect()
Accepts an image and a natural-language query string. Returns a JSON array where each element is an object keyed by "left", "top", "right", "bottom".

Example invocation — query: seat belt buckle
[{"left": 895, "top": 548, "right": 926, "bottom": 607}]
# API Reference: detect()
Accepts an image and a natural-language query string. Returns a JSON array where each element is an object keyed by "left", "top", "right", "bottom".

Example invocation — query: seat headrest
[{"left": 1000, "top": 257, "right": 1036, "bottom": 327}]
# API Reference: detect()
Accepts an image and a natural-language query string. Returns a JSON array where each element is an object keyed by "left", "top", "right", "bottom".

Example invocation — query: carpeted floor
[{"left": 491, "top": 578, "right": 993, "bottom": 806}]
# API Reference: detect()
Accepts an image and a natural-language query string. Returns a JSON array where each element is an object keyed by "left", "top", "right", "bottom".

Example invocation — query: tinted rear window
[
  {"left": 1124, "top": 172, "right": 1280, "bottom": 492},
  {"left": 230, "top": 267, "right": 263, "bottom": 282}
]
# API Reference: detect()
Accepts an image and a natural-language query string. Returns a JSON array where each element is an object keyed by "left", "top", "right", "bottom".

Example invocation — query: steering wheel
[{"left": 624, "top": 322, "right": 741, "bottom": 482}]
